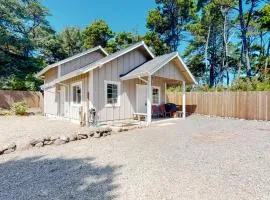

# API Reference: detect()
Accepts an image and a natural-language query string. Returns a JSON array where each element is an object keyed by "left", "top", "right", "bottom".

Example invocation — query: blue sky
[{"left": 43, "top": 0, "right": 156, "bottom": 34}]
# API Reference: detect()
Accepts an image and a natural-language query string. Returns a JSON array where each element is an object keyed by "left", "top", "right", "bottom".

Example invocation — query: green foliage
[
  {"left": 59, "top": 27, "right": 83, "bottom": 56},
  {"left": 230, "top": 77, "right": 270, "bottom": 91},
  {"left": 146, "top": 0, "right": 197, "bottom": 51},
  {"left": 10, "top": 101, "right": 29, "bottom": 115},
  {"left": 83, "top": 20, "right": 114, "bottom": 49},
  {"left": 259, "top": 4, "right": 270, "bottom": 30},
  {"left": 143, "top": 32, "right": 170, "bottom": 56},
  {"left": 0, "top": 108, "right": 12, "bottom": 116},
  {"left": 0, "top": 0, "right": 51, "bottom": 90},
  {"left": 0, "top": 74, "right": 42, "bottom": 91},
  {"left": 106, "top": 31, "right": 141, "bottom": 53}
]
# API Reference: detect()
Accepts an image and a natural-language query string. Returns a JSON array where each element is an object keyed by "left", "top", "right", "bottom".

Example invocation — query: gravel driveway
[
  {"left": 1, "top": 116, "right": 270, "bottom": 200},
  {"left": 0, "top": 115, "right": 85, "bottom": 148}
]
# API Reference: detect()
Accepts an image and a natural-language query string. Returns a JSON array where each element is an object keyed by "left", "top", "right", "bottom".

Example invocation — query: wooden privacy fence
[
  {"left": 167, "top": 91, "right": 270, "bottom": 121},
  {"left": 0, "top": 90, "right": 43, "bottom": 109}
]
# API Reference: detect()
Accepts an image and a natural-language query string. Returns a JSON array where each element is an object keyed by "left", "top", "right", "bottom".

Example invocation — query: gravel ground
[
  {"left": 0, "top": 115, "right": 85, "bottom": 148},
  {"left": 0, "top": 115, "right": 270, "bottom": 200}
]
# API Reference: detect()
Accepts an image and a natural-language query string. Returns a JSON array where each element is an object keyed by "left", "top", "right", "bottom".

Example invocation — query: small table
[
  {"left": 175, "top": 111, "right": 183, "bottom": 118},
  {"left": 133, "top": 113, "right": 147, "bottom": 121}
]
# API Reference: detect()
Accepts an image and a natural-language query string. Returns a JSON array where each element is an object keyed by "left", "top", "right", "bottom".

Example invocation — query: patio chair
[
  {"left": 159, "top": 104, "right": 170, "bottom": 118},
  {"left": 165, "top": 103, "right": 177, "bottom": 117},
  {"left": 152, "top": 105, "right": 159, "bottom": 118}
]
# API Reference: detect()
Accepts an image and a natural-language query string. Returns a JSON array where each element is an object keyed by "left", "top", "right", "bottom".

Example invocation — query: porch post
[
  {"left": 147, "top": 75, "right": 152, "bottom": 124},
  {"left": 182, "top": 81, "right": 186, "bottom": 118}
]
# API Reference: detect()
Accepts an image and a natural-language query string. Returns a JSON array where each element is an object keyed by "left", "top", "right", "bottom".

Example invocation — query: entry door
[
  {"left": 136, "top": 84, "right": 147, "bottom": 113},
  {"left": 59, "top": 86, "right": 65, "bottom": 116}
]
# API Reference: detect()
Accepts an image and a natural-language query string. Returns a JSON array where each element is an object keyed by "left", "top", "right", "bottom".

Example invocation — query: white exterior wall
[{"left": 44, "top": 86, "right": 58, "bottom": 116}]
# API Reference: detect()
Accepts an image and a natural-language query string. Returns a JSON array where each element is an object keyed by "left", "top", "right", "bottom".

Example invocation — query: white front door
[{"left": 136, "top": 84, "right": 147, "bottom": 113}]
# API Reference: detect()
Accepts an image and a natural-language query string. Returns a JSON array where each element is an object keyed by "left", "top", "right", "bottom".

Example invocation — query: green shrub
[
  {"left": 0, "top": 108, "right": 12, "bottom": 116},
  {"left": 10, "top": 101, "right": 29, "bottom": 115}
]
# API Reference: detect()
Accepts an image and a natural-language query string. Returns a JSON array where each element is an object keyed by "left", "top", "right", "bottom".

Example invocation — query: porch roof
[{"left": 120, "top": 52, "right": 197, "bottom": 84}]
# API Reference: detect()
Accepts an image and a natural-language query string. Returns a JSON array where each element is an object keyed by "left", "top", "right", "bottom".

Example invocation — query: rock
[
  {"left": 77, "top": 134, "right": 88, "bottom": 140},
  {"left": 44, "top": 140, "right": 54, "bottom": 145},
  {"left": 54, "top": 139, "right": 66, "bottom": 145},
  {"left": 69, "top": 134, "right": 77, "bottom": 141},
  {"left": 5, "top": 142, "right": 16, "bottom": 150},
  {"left": 50, "top": 136, "right": 59, "bottom": 141},
  {"left": 3, "top": 148, "right": 15, "bottom": 154},
  {"left": 0, "top": 143, "right": 16, "bottom": 154},
  {"left": 59, "top": 136, "right": 69, "bottom": 142},
  {"left": 88, "top": 130, "right": 96, "bottom": 137},
  {"left": 35, "top": 142, "right": 44, "bottom": 148},
  {"left": 29, "top": 138, "right": 44, "bottom": 146},
  {"left": 93, "top": 132, "right": 101, "bottom": 138},
  {"left": 43, "top": 136, "right": 51, "bottom": 141}
]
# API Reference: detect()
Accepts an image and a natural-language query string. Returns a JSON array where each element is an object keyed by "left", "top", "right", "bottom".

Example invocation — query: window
[
  {"left": 105, "top": 81, "right": 120, "bottom": 107},
  {"left": 71, "top": 82, "right": 82, "bottom": 105},
  {"left": 152, "top": 87, "right": 160, "bottom": 105}
]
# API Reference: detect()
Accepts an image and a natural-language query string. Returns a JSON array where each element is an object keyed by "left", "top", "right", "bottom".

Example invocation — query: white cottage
[{"left": 37, "top": 41, "right": 196, "bottom": 125}]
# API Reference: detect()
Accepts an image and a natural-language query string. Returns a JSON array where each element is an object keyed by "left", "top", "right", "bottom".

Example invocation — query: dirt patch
[{"left": 193, "top": 132, "right": 240, "bottom": 143}]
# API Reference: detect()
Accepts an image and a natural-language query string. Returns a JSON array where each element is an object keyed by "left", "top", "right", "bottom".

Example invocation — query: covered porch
[{"left": 120, "top": 51, "right": 196, "bottom": 124}]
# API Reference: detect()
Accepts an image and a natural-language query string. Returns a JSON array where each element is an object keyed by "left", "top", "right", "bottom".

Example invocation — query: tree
[
  {"left": 59, "top": 27, "right": 83, "bottom": 56},
  {"left": 82, "top": 20, "right": 114, "bottom": 49},
  {"left": 237, "top": 0, "right": 262, "bottom": 76},
  {"left": 106, "top": 31, "right": 141, "bottom": 53},
  {"left": 143, "top": 32, "right": 170, "bottom": 56},
  {"left": 146, "top": 0, "right": 197, "bottom": 52},
  {"left": 0, "top": 0, "right": 51, "bottom": 90}
]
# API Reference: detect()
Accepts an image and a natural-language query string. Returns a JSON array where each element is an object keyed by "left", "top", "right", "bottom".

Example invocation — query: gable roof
[
  {"left": 120, "top": 52, "right": 197, "bottom": 84},
  {"left": 37, "top": 46, "right": 108, "bottom": 77},
  {"left": 41, "top": 41, "right": 155, "bottom": 89}
]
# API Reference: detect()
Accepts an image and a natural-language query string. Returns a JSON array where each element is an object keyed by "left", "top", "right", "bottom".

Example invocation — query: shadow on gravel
[{"left": 0, "top": 156, "right": 122, "bottom": 200}]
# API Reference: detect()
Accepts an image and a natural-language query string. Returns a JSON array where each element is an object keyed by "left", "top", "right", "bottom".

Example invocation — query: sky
[{"left": 43, "top": 0, "right": 156, "bottom": 34}]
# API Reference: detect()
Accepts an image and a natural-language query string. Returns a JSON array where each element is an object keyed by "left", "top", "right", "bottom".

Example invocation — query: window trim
[
  {"left": 152, "top": 86, "right": 160, "bottom": 105},
  {"left": 71, "top": 81, "right": 82, "bottom": 106},
  {"left": 104, "top": 80, "right": 121, "bottom": 107}
]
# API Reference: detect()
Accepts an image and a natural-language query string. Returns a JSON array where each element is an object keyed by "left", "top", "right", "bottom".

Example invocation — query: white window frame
[
  {"left": 71, "top": 81, "right": 82, "bottom": 106},
  {"left": 152, "top": 86, "right": 160, "bottom": 105},
  {"left": 104, "top": 80, "right": 121, "bottom": 107}
]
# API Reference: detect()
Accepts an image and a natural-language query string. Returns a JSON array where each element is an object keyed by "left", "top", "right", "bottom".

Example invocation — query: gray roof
[
  {"left": 41, "top": 41, "right": 155, "bottom": 89},
  {"left": 120, "top": 51, "right": 197, "bottom": 84},
  {"left": 120, "top": 52, "right": 178, "bottom": 79}
]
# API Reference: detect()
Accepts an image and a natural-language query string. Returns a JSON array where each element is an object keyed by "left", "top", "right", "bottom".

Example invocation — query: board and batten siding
[
  {"left": 44, "top": 67, "right": 58, "bottom": 84},
  {"left": 60, "top": 51, "right": 105, "bottom": 76},
  {"left": 93, "top": 49, "right": 149, "bottom": 122},
  {"left": 154, "top": 59, "right": 184, "bottom": 81}
]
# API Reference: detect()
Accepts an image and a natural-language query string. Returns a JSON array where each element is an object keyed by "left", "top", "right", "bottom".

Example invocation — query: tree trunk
[
  {"left": 238, "top": 0, "right": 251, "bottom": 76},
  {"left": 205, "top": 26, "right": 211, "bottom": 72},
  {"left": 237, "top": 44, "right": 244, "bottom": 79},
  {"left": 265, "top": 39, "right": 270, "bottom": 80},
  {"left": 221, "top": 7, "right": 229, "bottom": 85},
  {"left": 210, "top": 63, "right": 215, "bottom": 87}
]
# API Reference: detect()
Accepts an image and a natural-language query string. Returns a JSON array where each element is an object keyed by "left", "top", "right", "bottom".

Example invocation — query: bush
[
  {"left": 0, "top": 108, "right": 12, "bottom": 116},
  {"left": 10, "top": 101, "right": 29, "bottom": 115}
]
